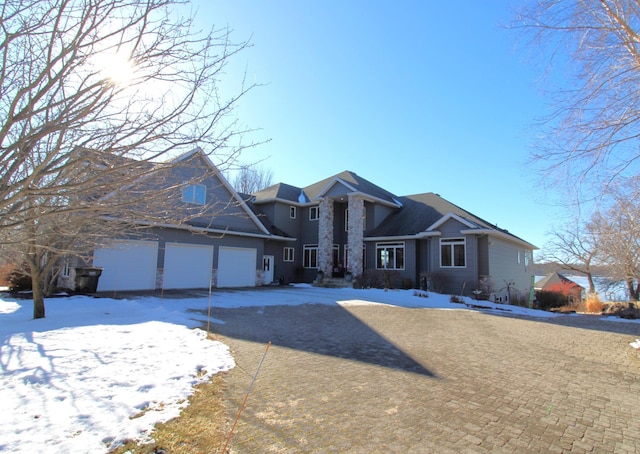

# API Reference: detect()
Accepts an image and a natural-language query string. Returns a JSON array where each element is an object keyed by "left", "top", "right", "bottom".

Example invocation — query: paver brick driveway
[{"left": 209, "top": 288, "right": 640, "bottom": 453}]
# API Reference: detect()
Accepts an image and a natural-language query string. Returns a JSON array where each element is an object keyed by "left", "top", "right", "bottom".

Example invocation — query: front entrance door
[{"left": 263, "top": 255, "right": 274, "bottom": 284}]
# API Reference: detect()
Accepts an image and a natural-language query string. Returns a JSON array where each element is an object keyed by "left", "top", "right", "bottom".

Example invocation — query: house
[
  {"left": 535, "top": 272, "right": 585, "bottom": 304},
  {"left": 77, "top": 150, "right": 537, "bottom": 301},
  {"left": 250, "top": 170, "right": 537, "bottom": 302}
]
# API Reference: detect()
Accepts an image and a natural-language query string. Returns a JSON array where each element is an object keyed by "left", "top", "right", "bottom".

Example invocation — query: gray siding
[
  {"left": 429, "top": 219, "right": 479, "bottom": 295},
  {"left": 487, "top": 236, "right": 534, "bottom": 301}
]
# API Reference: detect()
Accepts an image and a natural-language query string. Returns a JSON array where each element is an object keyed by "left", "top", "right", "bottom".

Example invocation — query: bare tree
[
  {"left": 590, "top": 178, "right": 640, "bottom": 303},
  {"left": 540, "top": 220, "right": 600, "bottom": 294},
  {"left": 231, "top": 163, "right": 274, "bottom": 194},
  {"left": 514, "top": 1, "right": 640, "bottom": 186},
  {"left": 0, "top": 0, "right": 257, "bottom": 318}
]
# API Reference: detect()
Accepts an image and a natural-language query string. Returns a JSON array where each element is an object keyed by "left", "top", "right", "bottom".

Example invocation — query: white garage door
[
  {"left": 163, "top": 243, "right": 214, "bottom": 289},
  {"left": 94, "top": 240, "right": 158, "bottom": 291},
  {"left": 217, "top": 247, "right": 257, "bottom": 288}
]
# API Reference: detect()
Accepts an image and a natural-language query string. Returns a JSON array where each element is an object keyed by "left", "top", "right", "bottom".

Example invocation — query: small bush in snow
[{"left": 450, "top": 295, "right": 464, "bottom": 304}]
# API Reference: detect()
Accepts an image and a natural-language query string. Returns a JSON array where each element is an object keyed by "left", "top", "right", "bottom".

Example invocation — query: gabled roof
[
  {"left": 252, "top": 170, "right": 402, "bottom": 207},
  {"left": 535, "top": 272, "right": 584, "bottom": 290},
  {"left": 252, "top": 182, "right": 306, "bottom": 204},
  {"left": 366, "top": 192, "right": 536, "bottom": 249},
  {"left": 304, "top": 171, "right": 401, "bottom": 207}
]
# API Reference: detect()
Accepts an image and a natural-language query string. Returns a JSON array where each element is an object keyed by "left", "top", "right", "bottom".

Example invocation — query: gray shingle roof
[
  {"left": 303, "top": 171, "right": 399, "bottom": 205},
  {"left": 252, "top": 182, "right": 304, "bottom": 203},
  {"left": 366, "top": 192, "right": 519, "bottom": 240}
]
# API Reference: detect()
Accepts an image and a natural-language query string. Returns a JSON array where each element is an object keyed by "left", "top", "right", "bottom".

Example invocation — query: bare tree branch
[{"left": 0, "top": 0, "right": 260, "bottom": 318}]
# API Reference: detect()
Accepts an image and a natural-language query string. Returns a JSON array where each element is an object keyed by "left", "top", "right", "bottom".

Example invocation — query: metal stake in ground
[{"left": 222, "top": 341, "right": 271, "bottom": 453}]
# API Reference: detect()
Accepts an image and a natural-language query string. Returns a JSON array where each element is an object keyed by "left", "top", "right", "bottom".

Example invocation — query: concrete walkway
[{"left": 211, "top": 300, "right": 640, "bottom": 453}]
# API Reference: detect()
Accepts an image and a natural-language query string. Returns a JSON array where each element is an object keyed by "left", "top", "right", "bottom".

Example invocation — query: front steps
[{"left": 312, "top": 277, "right": 353, "bottom": 288}]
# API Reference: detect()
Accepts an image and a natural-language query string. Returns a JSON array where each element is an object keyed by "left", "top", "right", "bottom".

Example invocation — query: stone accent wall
[
  {"left": 347, "top": 194, "right": 365, "bottom": 276},
  {"left": 156, "top": 268, "right": 164, "bottom": 289},
  {"left": 211, "top": 269, "right": 218, "bottom": 288},
  {"left": 318, "top": 197, "right": 334, "bottom": 275}
]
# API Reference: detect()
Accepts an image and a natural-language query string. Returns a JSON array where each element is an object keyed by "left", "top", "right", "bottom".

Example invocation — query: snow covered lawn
[{"left": 1, "top": 285, "right": 637, "bottom": 452}]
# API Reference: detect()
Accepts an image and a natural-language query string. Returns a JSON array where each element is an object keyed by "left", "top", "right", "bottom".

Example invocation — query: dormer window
[{"left": 182, "top": 183, "right": 206, "bottom": 205}]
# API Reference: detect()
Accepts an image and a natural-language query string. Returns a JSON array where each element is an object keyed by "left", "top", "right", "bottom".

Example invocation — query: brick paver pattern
[{"left": 212, "top": 300, "right": 640, "bottom": 453}]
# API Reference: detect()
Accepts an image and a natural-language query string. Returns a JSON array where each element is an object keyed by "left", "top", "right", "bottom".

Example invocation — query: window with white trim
[
  {"left": 61, "top": 258, "right": 71, "bottom": 277},
  {"left": 309, "top": 206, "right": 319, "bottom": 221},
  {"left": 440, "top": 238, "right": 466, "bottom": 268},
  {"left": 303, "top": 244, "right": 318, "bottom": 268},
  {"left": 290, "top": 206, "right": 296, "bottom": 219},
  {"left": 345, "top": 208, "right": 349, "bottom": 231},
  {"left": 376, "top": 242, "right": 404, "bottom": 270},
  {"left": 182, "top": 183, "right": 206, "bottom": 205},
  {"left": 284, "top": 247, "right": 295, "bottom": 262}
]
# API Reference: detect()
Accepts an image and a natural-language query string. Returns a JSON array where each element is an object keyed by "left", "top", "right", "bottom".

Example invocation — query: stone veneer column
[
  {"left": 347, "top": 194, "right": 364, "bottom": 276},
  {"left": 318, "top": 197, "right": 334, "bottom": 275}
]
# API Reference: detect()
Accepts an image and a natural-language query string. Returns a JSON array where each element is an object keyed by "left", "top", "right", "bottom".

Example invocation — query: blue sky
[{"left": 193, "top": 1, "right": 558, "bottom": 254}]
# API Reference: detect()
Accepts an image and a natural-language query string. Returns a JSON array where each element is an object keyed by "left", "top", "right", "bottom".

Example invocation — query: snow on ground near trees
[{"left": 1, "top": 285, "right": 638, "bottom": 452}]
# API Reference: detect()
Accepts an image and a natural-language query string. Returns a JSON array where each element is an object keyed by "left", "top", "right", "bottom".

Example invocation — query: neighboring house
[
  {"left": 535, "top": 273, "right": 585, "bottom": 304},
  {"left": 71, "top": 152, "right": 537, "bottom": 300}
]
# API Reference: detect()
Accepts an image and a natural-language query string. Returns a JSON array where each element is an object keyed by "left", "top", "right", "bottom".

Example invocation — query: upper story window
[
  {"left": 440, "top": 238, "right": 466, "bottom": 268},
  {"left": 290, "top": 206, "right": 296, "bottom": 219},
  {"left": 309, "top": 206, "right": 319, "bottom": 221},
  {"left": 182, "top": 183, "right": 206, "bottom": 205},
  {"left": 376, "top": 242, "right": 404, "bottom": 270}
]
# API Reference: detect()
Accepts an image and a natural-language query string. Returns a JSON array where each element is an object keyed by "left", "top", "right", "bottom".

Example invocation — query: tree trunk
[
  {"left": 30, "top": 268, "right": 46, "bottom": 319},
  {"left": 586, "top": 273, "right": 597, "bottom": 295},
  {"left": 626, "top": 279, "right": 638, "bottom": 302}
]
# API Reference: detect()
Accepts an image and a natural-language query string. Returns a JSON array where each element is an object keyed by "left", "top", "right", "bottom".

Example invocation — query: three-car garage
[{"left": 93, "top": 240, "right": 258, "bottom": 292}]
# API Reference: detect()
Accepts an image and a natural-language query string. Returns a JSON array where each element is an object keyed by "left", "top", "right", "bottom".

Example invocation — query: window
[
  {"left": 333, "top": 244, "right": 340, "bottom": 267},
  {"left": 284, "top": 247, "right": 295, "bottom": 262},
  {"left": 303, "top": 244, "right": 318, "bottom": 268},
  {"left": 290, "top": 206, "right": 296, "bottom": 219},
  {"left": 440, "top": 238, "right": 466, "bottom": 268},
  {"left": 345, "top": 209, "right": 349, "bottom": 231},
  {"left": 309, "top": 206, "right": 319, "bottom": 221},
  {"left": 182, "top": 183, "right": 206, "bottom": 205},
  {"left": 376, "top": 242, "right": 404, "bottom": 270},
  {"left": 61, "top": 258, "right": 71, "bottom": 277}
]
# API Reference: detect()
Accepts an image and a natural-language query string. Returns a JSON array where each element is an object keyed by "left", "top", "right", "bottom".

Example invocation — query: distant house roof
[{"left": 535, "top": 272, "right": 585, "bottom": 291}]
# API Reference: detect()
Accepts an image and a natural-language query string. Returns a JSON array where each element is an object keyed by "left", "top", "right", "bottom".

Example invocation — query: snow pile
[{"left": 0, "top": 295, "right": 234, "bottom": 453}]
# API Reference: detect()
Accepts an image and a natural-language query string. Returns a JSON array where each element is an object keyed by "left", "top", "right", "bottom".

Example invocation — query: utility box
[{"left": 74, "top": 267, "right": 103, "bottom": 294}]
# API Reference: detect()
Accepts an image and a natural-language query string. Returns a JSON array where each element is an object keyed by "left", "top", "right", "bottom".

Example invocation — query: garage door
[
  {"left": 94, "top": 240, "right": 158, "bottom": 291},
  {"left": 163, "top": 243, "right": 213, "bottom": 289},
  {"left": 217, "top": 247, "right": 257, "bottom": 288}
]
